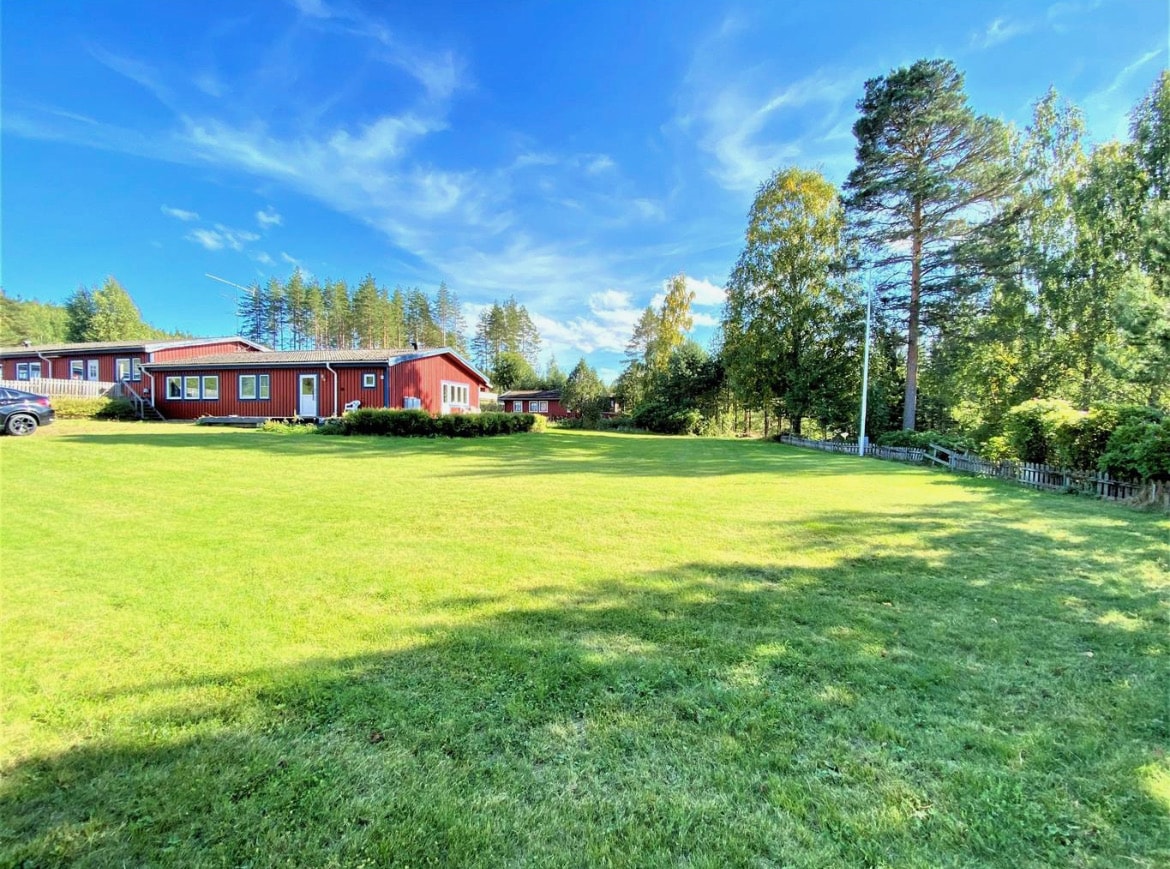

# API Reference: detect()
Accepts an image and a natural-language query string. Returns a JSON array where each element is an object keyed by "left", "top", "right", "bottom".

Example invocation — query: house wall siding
[
  {"left": 1, "top": 352, "right": 145, "bottom": 382},
  {"left": 390, "top": 355, "right": 481, "bottom": 412}
]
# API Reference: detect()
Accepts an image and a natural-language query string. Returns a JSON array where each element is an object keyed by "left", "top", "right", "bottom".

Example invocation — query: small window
[
  {"left": 70, "top": 360, "right": 84, "bottom": 379},
  {"left": 16, "top": 363, "right": 29, "bottom": 380},
  {"left": 87, "top": 360, "right": 99, "bottom": 380},
  {"left": 29, "top": 362, "right": 42, "bottom": 379},
  {"left": 511, "top": 401, "right": 523, "bottom": 412},
  {"left": 131, "top": 359, "right": 143, "bottom": 382},
  {"left": 239, "top": 374, "right": 257, "bottom": 400},
  {"left": 258, "top": 374, "right": 270, "bottom": 400},
  {"left": 202, "top": 376, "right": 219, "bottom": 400},
  {"left": 362, "top": 372, "right": 377, "bottom": 389},
  {"left": 166, "top": 376, "right": 182, "bottom": 399},
  {"left": 183, "top": 376, "right": 201, "bottom": 399}
]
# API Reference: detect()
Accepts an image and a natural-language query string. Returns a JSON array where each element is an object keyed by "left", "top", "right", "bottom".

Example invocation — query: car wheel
[{"left": 6, "top": 414, "right": 38, "bottom": 436}]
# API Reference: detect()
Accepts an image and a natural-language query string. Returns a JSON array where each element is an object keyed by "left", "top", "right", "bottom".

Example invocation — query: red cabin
[
  {"left": 499, "top": 389, "right": 574, "bottom": 419},
  {"left": 142, "top": 348, "right": 491, "bottom": 420}
]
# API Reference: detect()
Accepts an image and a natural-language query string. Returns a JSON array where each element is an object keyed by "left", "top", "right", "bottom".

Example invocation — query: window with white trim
[
  {"left": 70, "top": 360, "right": 84, "bottom": 379},
  {"left": 87, "top": 360, "right": 99, "bottom": 380},
  {"left": 131, "top": 359, "right": 143, "bottom": 381},
  {"left": 183, "top": 376, "right": 201, "bottom": 399},
  {"left": 239, "top": 374, "right": 271, "bottom": 400},
  {"left": 166, "top": 376, "right": 182, "bottom": 399},
  {"left": 362, "top": 372, "right": 377, "bottom": 388},
  {"left": 115, "top": 358, "right": 132, "bottom": 382},
  {"left": 15, "top": 363, "right": 29, "bottom": 380},
  {"left": 511, "top": 400, "right": 523, "bottom": 412},
  {"left": 441, "top": 381, "right": 470, "bottom": 407},
  {"left": 529, "top": 401, "right": 548, "bottom": 413},
  {"left": 202, "top": 376, "right": 219, "bottom": 400}
]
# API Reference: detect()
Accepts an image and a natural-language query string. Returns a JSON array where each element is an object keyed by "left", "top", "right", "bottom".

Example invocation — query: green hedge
[
  {"left": 1099, "top": 417, "right": 1170, "bottom": 481},
  {"left": 51, "top": 396, "right": 138, "bottom": 420},
  {"left": 874, "top": 429, "right": 977, "bottom": 452},
  {"left": 327, "top": 409, "right": 539, "bottom": 438}
]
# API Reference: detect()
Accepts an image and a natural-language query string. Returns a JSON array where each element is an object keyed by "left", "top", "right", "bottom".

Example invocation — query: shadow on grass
[{"left": 4, "top": 506, "right": 1167, "bottom": 867}]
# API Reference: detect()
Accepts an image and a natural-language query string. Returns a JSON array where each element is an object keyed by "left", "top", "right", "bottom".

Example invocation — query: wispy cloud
[
  {"left": 252, "top": 251, "right": 275, "bottom": 265},
  {"left": 161, "top": 205, "right": 200, "bottom": 221},
  {"left": 971, "top": 17, "right": 1030, "bottom": 49},
  {"left": 1084, "top": 44, "right": 1164, "bottom": 137},
  {"left": 676, "top": 20, "right": 862, "bottom": 192},
  {"left": 186, "top": 225, "right": 260, "bottom": 252},
  {"left": 256, "top": 207, "right": 283, "bottom": 228}
]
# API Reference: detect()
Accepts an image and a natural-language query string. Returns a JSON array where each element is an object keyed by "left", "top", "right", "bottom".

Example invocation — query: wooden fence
[
  {"left": 779, "top": 435, "right": 1163, "bottom": 508},
  {"left": 0, "top": 377, "right": 122, "bottom": 398}
]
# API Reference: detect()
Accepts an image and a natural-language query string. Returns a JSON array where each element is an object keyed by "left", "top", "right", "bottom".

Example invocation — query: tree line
[
  {"left": 605, "top": 62, "right": 1168, "bottom": 455},
  {"left": 1, "top": 277, "right": 185, "bottom": 345}
]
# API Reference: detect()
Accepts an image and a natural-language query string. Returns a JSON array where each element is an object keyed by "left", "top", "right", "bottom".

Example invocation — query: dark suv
[{"left": 0, "top": 387, "right": 55, "bottom": 435}]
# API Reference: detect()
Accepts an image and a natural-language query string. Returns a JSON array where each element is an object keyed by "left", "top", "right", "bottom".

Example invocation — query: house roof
[
  {"left": 142, "top": 346, "right": 492, "bottom": 385},
  {"left": 500, "top": 389, "right": 562, "bottom": 401},
  {"left": 0, "top": 337, "right": 267, "bottom": 357}
]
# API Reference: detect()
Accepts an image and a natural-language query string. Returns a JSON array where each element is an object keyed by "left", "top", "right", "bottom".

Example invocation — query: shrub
[
  {"left": 631, "top": 400, "right": 703, "bottom": 435},
  {"left": 1098, "top": 418, "right": 1170, "bottom": 481},
  {"left": 324, "top": 410, "right": 538, "bottom": 438},
  {"left": 875, "top": 429, "right": 976, "bottom": 452},
  {"left": 1002, "top": 399, "right": 1082, "bottom": 464},
  {"left": 52, "top": 396, "right": 138, "bottom": 420},
  {"left": 258, "top": 420, "right": 321, "bottom": 435}
]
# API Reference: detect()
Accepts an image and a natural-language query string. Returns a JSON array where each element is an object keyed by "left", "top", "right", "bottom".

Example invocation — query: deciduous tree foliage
[{"left": 723, "top": 167, "right": 859, "bottom": 435}]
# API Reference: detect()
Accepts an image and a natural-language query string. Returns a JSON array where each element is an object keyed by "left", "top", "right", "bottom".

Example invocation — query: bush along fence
[
  {"left": 322, "top": 409, "right": 542, "bottom": 438},
  {"left": 779, "top": 435, "right": 1165, "bottom": 508}
]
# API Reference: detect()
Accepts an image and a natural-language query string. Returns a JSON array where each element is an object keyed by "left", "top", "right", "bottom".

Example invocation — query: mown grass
[{"left": 1, "top": 421, "right": 1167, "bottom": 867}]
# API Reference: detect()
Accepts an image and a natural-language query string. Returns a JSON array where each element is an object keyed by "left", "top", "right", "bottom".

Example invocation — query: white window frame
[
  {"left": 442, "top": 380, "right": 470, "bottom": 408},
  {"left": 87, "top": 360, "right": 99, "bottom": 380},
  {"left": 15, "top": 363, "right": 29, "bottom": 380},
  {"left": 202, "top": 376, "right": 219, "bottom": 400},
  {"left": 511, "top": 400, "right": 523, "bottom": 412},
  {"left": 29, "top": 362, "right": 41, "bottom": 379},
  {"left": 115, "top": 358, "right": 132, "bottom": 382},
  {"left": 131, "top": 359, "right": 143, "bottom": 382},
  {"left": 530, "top": 400, "right": 548, "bottom": 413},
  {"left": 239, "top": 374, "right": 257, "bottom": 400},
  {"left": 70, "top": 360, "right": 85, "bottom": 379},
  {"left": 362, "top": 372, "right": 377, "bottom": 388},
  {"left": 258, "top": 374, "right": 270, "bottom": 400},
  {"left": 166, "top": 376, "right": 183, "bottom": 399},
  {"left": 183, "top": 375, "right": 201, "bottom": 399}
]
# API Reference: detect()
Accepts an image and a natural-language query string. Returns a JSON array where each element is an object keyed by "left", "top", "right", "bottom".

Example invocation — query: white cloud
[
  {"left": 971, "top": 17, "right": 1029, "bottom": 49},
  {"left": 256, "top": 206, "right": 283, "bottom": 228},
  {"left": 1084, "top": 45, "right": 1164, "bottom": 138},
  {"left": 253, "top": 251, "right": 275, "bottom": 265},
  {"left": 586, "top": 154, "right": 616, "bottom": 174},
  {"left": 185, "top": 225, "right": 260, "bottom": 252},
  {"left": 686, "top": 276, "right": 725, "bottom": 307},
  {"left": 281, "top": 252, "right": 301, "bottom": 266},
  {"left": 161, "top": 205, "right": 199, "bottom": 221},
  {"left": 289, "top": 0, "right": 331, "bottom": 18},
  {"left": 691, "top": 312, "right": 720, "bottom": 328}
]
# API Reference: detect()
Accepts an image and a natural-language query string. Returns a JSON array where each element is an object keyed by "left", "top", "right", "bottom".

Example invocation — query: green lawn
[{"left": 1, "top": 421, "right": 1167, "bottom": 867}]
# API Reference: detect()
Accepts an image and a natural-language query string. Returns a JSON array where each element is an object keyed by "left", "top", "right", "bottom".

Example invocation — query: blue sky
[{"left": 2, "top": 0, "right": 1165, "bottom": 380}]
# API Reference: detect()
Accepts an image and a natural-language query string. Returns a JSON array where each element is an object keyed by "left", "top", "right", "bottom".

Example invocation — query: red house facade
[
  {"left": 0, "top": 338, "right": 265, "bottom": 384},
  {"left": 142, "top": 348, "right": 490, "bottom": 420},
  {"left": 499, "top": 389, "right": 574, "bottom": 419}
]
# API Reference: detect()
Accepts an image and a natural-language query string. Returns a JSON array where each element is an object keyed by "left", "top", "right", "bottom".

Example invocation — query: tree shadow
[{"left": 4, "top": 512, "right": 1167, "bottom": 866}]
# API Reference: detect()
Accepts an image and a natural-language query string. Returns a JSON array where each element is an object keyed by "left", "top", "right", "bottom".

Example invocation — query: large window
[
  {"left": 202, "top": 376, "right": 219, "bottom": 400},
  {"left": 441, "top": 381, "right": 470, "bottom": 407},
  {"left": 70, "top": 360, "right": 84, "bottom": 379},
  {"left": 15, "top": 362, "right": 42, "bottom": 380},
  {"left": 529, "top": 400, "right": 548, "bottom": 413},
  {"left": 183, "top": 376, "right": 201, "bottom": 399},
  {"left": 116, "top": 358, "right": 132, "bottom": 382},
  {"left": 166, "top": 376, "right": 182, "bottom": 399},
  {"left": 239, "top": 374, "right": 270, "bottom": 400}
]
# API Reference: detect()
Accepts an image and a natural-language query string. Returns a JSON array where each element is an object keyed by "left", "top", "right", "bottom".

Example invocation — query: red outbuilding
[
  {"left": 499, "top": 389, "right": 574, "bottom": 419},
  {"left": 0, "top": 337, "right": 266, "bottom": 385},
  {"left": 142, "top": 347, "right": 491, "bottom": 420}
]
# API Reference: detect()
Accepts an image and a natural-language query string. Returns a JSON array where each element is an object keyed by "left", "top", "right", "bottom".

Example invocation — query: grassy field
[{"left": 1, "top": 421, "right": 1167, "bottom": 867}]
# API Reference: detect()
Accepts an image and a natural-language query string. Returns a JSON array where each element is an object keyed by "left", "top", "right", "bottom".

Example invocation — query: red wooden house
[
  {"left": 0, "top": 337, "right": 265, "bottom": 385},
  {"left": 499, "top": 389, "right": 574, "bottom": 419},
  {"left": 142, "top": 347, "right": 491, "bottom": 420}
]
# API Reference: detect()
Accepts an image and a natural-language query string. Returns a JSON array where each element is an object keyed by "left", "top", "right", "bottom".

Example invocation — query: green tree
[
  {"left": 650, "top": 274, "right": 694, "bottom": 372},
  {"left": 64, "top": 287, "right": 97, "bottom": 342},
  {"left": 561, "top": 358, "right": 605, "bottom": 416},
  {"left": 845, "top": 58, "right": 1017, "bottom": 429},
  {"left": 84, "top": 277, "right": 153, "bottom": 341},
  {"left": 493, "top": 351, "right": 537, "bottom": 392},
  {"left": 723, "top": 167, "right": 856, "bottom": 436}
]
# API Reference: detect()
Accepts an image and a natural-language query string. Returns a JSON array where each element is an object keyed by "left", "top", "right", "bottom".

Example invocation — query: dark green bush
[
  {"left": 1098, "top": 418, "right": 1170, "bottom": 481},
  {"left": 328, "top": 410, "right": 537, "bottom": 438},
  {"left": 1051, "top": 404, "right": 1163, "bottom": 469},
  {"left": 631, "top": 400, "right": 703, "bottom": 435},
  {"left": 1002, "top": 399, "right": 1082, "bottom": 464}
]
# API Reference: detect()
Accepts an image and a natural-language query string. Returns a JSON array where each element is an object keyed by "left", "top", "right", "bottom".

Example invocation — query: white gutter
[
  {"left": 35, "top": 351, "right": 54, "bottom": 379},
  {"left": 323, "top": 361, "right": 338, "bottom": 417}
]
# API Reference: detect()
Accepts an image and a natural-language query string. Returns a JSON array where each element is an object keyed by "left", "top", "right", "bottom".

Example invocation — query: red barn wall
[
  {"left": 2, "top": 352, "right": 145, "bottom": 382},
  {"left": 390, "top": 355, "right": 483, "bottom": 413},
  {"left": 151, "top": 367, "right": 334, "bottom": 419}
]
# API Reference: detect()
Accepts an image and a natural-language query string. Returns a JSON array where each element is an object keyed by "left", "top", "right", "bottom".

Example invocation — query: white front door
[{"left": 298, "top": 374, "right": 318, "bottom": 417}]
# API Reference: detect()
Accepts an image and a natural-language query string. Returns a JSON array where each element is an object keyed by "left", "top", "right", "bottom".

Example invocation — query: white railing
[{"left": 0, "top": 377, "right": 122, "bottom": 398}]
